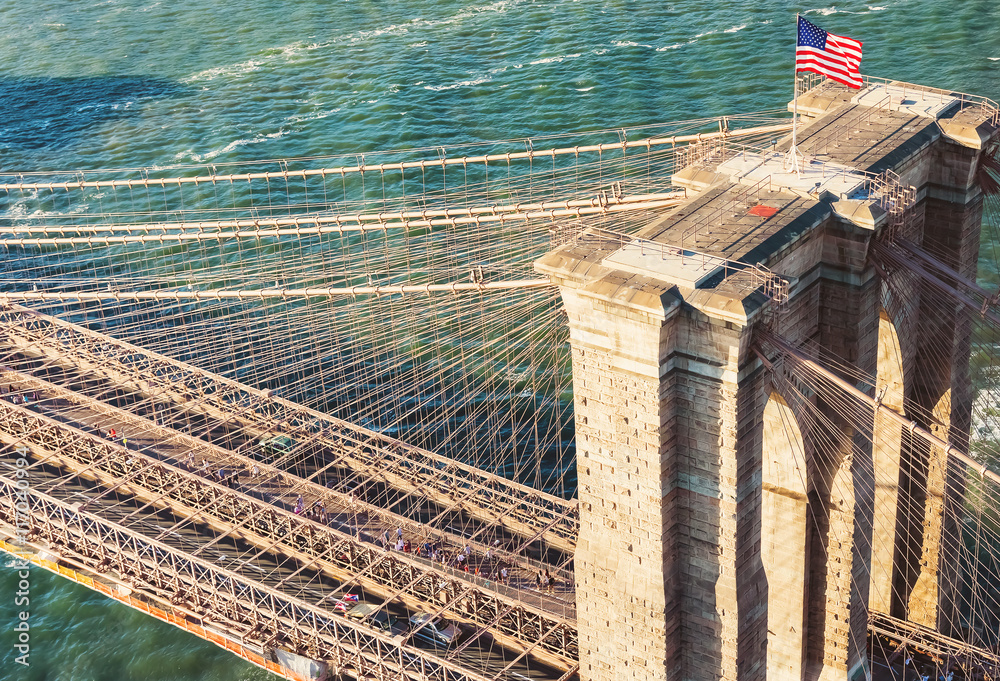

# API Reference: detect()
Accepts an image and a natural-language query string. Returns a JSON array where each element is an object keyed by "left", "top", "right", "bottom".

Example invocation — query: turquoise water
[{"left": 1, "top": 0, "right": 998, "bottom": 678}]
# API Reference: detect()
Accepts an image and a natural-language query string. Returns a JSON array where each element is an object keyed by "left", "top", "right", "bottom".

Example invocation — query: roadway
[{"left": 0, "top": 363, "right": 578, "bottom": 675}]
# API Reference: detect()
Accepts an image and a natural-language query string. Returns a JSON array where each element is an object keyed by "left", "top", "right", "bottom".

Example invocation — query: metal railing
[
  {"left": 574, "top": 227, "right": 790, "bottom": 306},
  {"left": 673, "top": 137, "right": 915, "bottom": 215},
  {"left": 861, "top": 74, "right": 1000, "bottom": 126},
  {"left": 675, "top": 137, "right": 867, "bottom": 187},
  {"left": 681, "top": 174, "right": 775, "bottom": 250},
  {"left": 796, "top": 71, "right": 1000, "bottom": 127},
  {"left": 869, "top": 611, "right": 1000, "bottom": 679},
  {"left": 803, "top": 92, "right": 893, "bottom": 155}
]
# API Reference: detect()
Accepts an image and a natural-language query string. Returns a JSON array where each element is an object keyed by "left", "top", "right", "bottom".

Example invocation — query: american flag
[{"left": 795, "top": 16, "right": 863, "bottom": 89}]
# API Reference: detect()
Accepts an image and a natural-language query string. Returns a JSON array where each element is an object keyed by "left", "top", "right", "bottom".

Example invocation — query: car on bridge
[
  {"left": 344, "top": 603, "right": 408, "bottom": 637},
  {"left": 258, "top": 434, "right": 296, "bottom": 455},
  {"left": 407, "top": 612, "right": 463, "bottom": 646}
]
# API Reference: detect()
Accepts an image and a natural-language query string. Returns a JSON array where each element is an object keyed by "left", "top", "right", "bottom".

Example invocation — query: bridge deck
[
  {"left": 0, "top": 362, "right": 575, "bottom": 594},
  {"left": 1, "top": 462, "right": 564, "bottom": 681},
  {"left": 0, "top": 304, "right": 579, "bottom": 557},
  {"left": 0, "top": 364, "right": 578, "bottom": 673}
]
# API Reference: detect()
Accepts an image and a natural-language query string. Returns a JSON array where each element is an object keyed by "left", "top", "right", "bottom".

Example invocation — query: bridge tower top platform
[{"left": 540, "top": 76, "right": 998, "bottom": 325}]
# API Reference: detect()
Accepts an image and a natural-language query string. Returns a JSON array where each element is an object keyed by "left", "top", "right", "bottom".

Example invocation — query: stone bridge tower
[{"left": 536, "top": 80, "right": 999, "bottom": 681}]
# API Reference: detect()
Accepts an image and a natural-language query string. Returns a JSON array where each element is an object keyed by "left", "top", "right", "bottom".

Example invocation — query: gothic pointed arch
[{"left": 761, "top": 389, "right": 809, "bottom": 680}]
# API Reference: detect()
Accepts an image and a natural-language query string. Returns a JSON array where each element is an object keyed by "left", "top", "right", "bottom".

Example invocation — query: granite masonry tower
[{"left": 536, "top": 79, "right": 999, "bottom": 681}]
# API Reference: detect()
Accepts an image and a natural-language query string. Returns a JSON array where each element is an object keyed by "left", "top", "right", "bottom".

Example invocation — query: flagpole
[{"left": 791, "top": 13, "right": 800, "bottom": 173}]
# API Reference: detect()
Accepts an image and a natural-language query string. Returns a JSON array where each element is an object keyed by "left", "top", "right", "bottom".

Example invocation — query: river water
[{"left": 1, "top": 1, "right": 998, "bottom": 679}]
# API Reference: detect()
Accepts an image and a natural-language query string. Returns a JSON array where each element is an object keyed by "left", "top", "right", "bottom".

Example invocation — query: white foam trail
[
  {"left": 613, "top": 40, "right": 655, "bottom": 49},
  {"left": 286, "top": 108, "right": 342, "bottom": 124},
  {"left": 530, "top": 53, "right": 581, "bottom": 65},
  {"left": 185, "top": 59, "right": 265, "bottom": 83},
  {"left": 724, "top": 24, "right": 748, "bottom": 33},
  {"left": 4, "top": 554, "right": 30, "bottom": 568},
  {"left": 182, "top": 0, "right": 532, "bottom": 85},
  {"left": 803, "top": 6, "right": 840, "bottom": 16},
  {"left": 424, "top": 76, "right": 491, "bottom": 92},
  {"left": 183, "top": 130, "right": 289, "bottom": 163},
  {"left": 344, "top": 23, "right": 412, "bottom": 46},
  {"left": 972, "top": 383, "right": 1000, "bottom": 441}
]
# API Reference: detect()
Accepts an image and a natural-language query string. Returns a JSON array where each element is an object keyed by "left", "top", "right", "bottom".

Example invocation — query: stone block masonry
[{"left": 556, "top": 280, "right": 741, "bottom": 681}]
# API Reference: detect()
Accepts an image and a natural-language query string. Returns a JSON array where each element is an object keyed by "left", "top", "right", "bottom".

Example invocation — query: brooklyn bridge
[{"left": 2, "top": 73, "right": 1000, "bottom": 681}]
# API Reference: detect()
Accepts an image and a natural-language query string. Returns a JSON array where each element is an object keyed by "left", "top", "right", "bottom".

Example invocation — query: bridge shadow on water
[{"left": 0, "top": 75, "right": 185, "bottom": 151}]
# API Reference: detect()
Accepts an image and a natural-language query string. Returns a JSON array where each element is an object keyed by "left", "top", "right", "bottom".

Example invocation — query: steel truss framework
[
  {"left": 0, "top": 468, "right": 497, "bottom": 681},
  {"left": 0, "top": 366, "right": 575, "bottom": 587},
  {"left": 0, "top": 304, "right": 579, "bottom": 553},
  {"left": 0, "top": 399, "right": 578, "bottom": 668},
  {"left": 869, "top": 612, "right": 1000, "bottom": 680}
]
